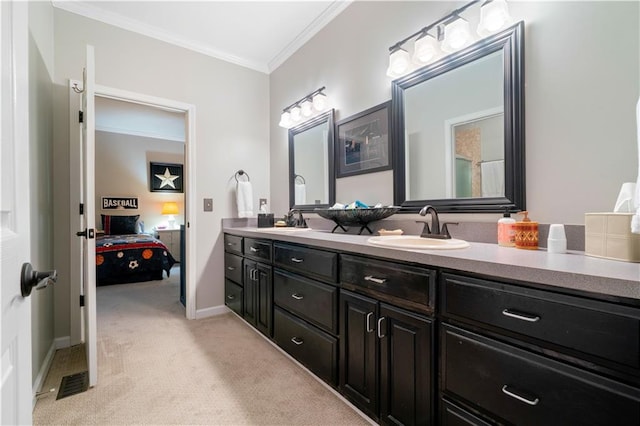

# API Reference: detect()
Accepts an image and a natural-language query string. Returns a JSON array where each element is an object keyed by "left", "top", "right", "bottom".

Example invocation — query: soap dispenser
[
  {"left": 514, "top": 211, "right": 539, "bottom": 250},
  {"left": 497, "top": 207, "right": 516, "bottom": 247}
]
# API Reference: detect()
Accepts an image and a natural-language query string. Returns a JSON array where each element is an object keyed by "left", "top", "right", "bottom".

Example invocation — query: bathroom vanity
[{"left": 223, "top": 226, "right": 640, "bottom": 425}]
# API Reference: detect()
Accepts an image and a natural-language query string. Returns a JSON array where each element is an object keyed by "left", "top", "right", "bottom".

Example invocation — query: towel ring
[
  {"left": 294, "top": 174, "right": 306, "bottom": 184},
  {"left": 234, "top": 170, "right": 250, "bottom": 182}
]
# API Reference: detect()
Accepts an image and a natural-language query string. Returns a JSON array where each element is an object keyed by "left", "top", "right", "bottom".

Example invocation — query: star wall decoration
[
  {"left": 149, "top": 162, "right": 183, "bottom": 193},
  {"left": 155, "top": 167, "right": 179, "bottom": 189}
]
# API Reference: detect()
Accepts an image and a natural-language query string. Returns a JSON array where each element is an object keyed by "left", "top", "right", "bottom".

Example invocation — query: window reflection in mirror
[{"left": 288, "top": 110, "right": 335, "bottom": 210}]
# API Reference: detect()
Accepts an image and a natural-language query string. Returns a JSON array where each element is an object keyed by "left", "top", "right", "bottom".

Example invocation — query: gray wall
[
  {"left": 28, "top": 0, "right": 55, "bottom": 387},
  {"left": 52, "top": 8, "right": 270, "bottom": 340},
  {"left": 95, "top": 131, "right": 185, "bottom": 231},
  {"left": 269, "top": 1, "right": 640, "bottom": 225}
]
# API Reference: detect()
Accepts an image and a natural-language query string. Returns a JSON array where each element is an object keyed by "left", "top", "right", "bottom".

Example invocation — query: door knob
[{"left": 21, "top": 263, "right": 57, "bottom": 297}]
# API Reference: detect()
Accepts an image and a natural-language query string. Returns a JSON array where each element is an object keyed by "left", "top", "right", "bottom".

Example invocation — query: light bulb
[
  {"left": 312, "top": 92, "right": 327, "bottom": 111},
  {"left": 441, "top": 18, "right": 473, "bottom": 53},
  {"left": 278, "top": 111, "right": 291, "bottom": 128},
  {"left": 413, "top": 34, "right": 440, "bottom": 65},
  {"left": 300, "top": 99, "right": 313, "bottom": 117},
  {"left": 290, "top": 106, "right": 302, "bottom": 122},
  {"left": 477, "top": 0, "right": 512, "bottom": 36},
  {"left": 386, "top": 47, "right": 411, "bottom": 78}
]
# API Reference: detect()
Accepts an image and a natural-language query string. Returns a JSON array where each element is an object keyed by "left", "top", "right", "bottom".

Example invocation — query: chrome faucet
[{"left": 417, "top": 205, "right": 457, "bottom": 239}]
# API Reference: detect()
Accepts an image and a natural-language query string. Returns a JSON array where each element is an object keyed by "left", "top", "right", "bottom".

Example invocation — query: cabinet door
[
  {"left": 256, "top": 263, "right": 272, "bottom": 338},
  {"left": 243, "top": 260, "right": 257, "bottom": 326},
  {"left": 340, "top": 290, "right": 379, "bottom": 421},
  {"left": 379, "top": 303, "right": 434, "bottom": 426}
]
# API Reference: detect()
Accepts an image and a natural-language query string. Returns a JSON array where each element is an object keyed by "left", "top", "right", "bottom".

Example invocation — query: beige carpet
[{"left": 33, "top": 267, "right": 369, "bottom": 425}]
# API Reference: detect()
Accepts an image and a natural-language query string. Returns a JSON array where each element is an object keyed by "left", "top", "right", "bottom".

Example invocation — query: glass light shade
[
  {"left": 412, "top": 34, "right": 440, "bottom": 65},
  {"left": 441, "top": 18, "right": 474, "bottom": 53},
  {"left": 278, "top": 111, "right": 291, "bottom": 128},
  {"left": 300, "top": 99, "right": 313, "bottom": 117},
  {"left": 386, "top": 47, "right": 411, "bottom": 78},
  {"left": 290, "top": 106, "right": 302, "bottom": 122},
  {"left": 477, "top": 0, "right": 512, "bottom": 37},
  {"left": 161, "top": 202, "right": 179, "bottom": 215},
  {"left": 312, "top": 92, "right": 327, "bottom": 111}
]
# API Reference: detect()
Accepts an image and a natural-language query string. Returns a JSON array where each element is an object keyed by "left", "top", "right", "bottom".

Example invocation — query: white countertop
[{"left": 223, "top": 227, "right": 640, "bottom": 303}]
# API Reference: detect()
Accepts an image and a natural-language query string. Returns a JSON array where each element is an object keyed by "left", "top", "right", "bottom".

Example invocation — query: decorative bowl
[{"left": 314, "top": 207, "right": 401, "bottom": 234}]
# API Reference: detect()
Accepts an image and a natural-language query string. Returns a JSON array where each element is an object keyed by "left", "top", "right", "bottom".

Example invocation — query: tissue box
[
  {"left": 257, "top": 213, "right": 274, "bottom": 228},
  {"left": 585, "top": 213, "right": 640, "bottom": 262}
]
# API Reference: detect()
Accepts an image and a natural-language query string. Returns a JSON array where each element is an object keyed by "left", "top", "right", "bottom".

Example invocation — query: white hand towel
[
  {"left": 295, "top": 183, "right": 306, "bottom": 205},
  {"left": 633, "top": 97, "right": 640, "bottom": 234},
  {"left": 480, "top": 160, "right": 504, "bottom": 197},
  {"left": 236, "top": 181, "right": 254, "bottom": 218}
]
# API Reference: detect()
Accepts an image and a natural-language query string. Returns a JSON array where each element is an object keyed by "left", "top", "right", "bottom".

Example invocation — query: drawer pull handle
[
  {"left": 227, "top": 295, "right": 235, "bottom": 300},
  {"left": 502, "top": 309, "right": 540, "bottom": 322},
  {"left": 377, "top": 317, "right": 386, "bottom": 338},
  {"left": 291, "top": 337, "right": 304, "bottom": 345},
  {"left": 502, "top": 385, "right": 539, "bottom": 406},
  {"left": 227, "top": 242, "right": 234, "bottom": 246},
  {"left": 291, "top": 293, "right": 304, "bottom": 300},
  {"left": 290, "top": 257, "right": 304, "bottom": 263},
  {"left": 250, "top": 247, "right": 259, "bottom": 252},
  {"left": 227, "top": 266, "right": 235, "bottom": 271},
  {"left": 366, "top": 312, "right": 374, "bottom": 333},
  {"left": 364, "top": 275, "right": 386, "bottom": 285}
]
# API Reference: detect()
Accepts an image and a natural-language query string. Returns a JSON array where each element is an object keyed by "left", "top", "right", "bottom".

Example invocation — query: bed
[{"left": 96, "top": 214, "right": 176, "bottom": 286}]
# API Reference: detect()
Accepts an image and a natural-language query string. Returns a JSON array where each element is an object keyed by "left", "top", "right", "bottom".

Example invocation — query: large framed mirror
[
  {"left": 392, "top": 21, "right": 524, "bottom": 213},
  {"left": 289, "top": 109, "right": 335, "bottom": 211}
]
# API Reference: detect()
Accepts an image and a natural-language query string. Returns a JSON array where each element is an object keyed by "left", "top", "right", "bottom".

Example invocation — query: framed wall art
[
  {"left": 336, "top": 101, "right": 391, "bottom": 178},
  {"left": 149, "top": 162, "right": 183, "bottom": 193}
]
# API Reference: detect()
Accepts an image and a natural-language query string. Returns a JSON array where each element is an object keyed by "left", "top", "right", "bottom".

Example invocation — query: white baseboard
[
  {"left": 32, "top": 341, "right": 57, "bottom": 409},
  {"left": 195, "top": 304, "right": 230, "bottom": 319},
  {"left": 54, "top": 336, "right": 71, "bottom": 349}
]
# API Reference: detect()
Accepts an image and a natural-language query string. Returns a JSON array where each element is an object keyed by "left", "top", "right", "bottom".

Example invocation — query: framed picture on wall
[
  {"left": 336, "top": 101, "right": 392, "bottom": 178},
  {"left": 149, "top": 162, "right": 183, "bottom": 193}
]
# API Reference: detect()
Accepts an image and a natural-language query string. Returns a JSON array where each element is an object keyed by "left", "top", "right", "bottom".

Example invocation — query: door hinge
[
  {"left": 79, "top": 203, "right": 84, "bottom": 215},
  {"left": 79, "top": 295, "right": 85, "bottom": 307},
  {"left": 79, "top": 111, "right": 84, "bottom": 123}
]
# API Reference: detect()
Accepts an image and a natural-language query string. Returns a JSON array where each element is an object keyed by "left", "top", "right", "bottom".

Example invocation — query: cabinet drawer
[
  {"left": 224, "top": 253, "right": 243, "bottom": 284},
  {"left": 442, "top": 273, "right": 640, "bottom": 369},
  {"left": 243, "top": 238, "right": 272, "bottom": 262},
  {"left": 273, "top": 307, "right": 337, "bottom": 386},
  {"left": 274, "top": 243, "right": 338, "bottom": 283},
  {"left": 274, "top": 269, "right": 338, "bottom": 334},
  {"left": 340, "top": 254, "right": 435, "bottom": 313},
  {"left": 224, "top": 234, "right": 243, "bottom": 254},
  {"left": 440, "top": 398, "right": 491, "bottom": 426},
  {"left": 225, "top": 279, "right": 243, "bottom": 316},
  {"left": 442, "top": 324, "right": 640, "bottom": 426}
]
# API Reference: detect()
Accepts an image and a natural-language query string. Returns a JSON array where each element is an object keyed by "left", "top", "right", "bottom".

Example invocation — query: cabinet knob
[
  {"left": 250, "top": 246, "right": 259, "bottom": 252},
  {"left": 227, "top": 294, "right": 235, "bottom": 300},
  {"left": 291, "top": 293, "right": 304, "bottom": 300},
  {"left": 291, "top": 337, "right": 304, "bottom": 346},
  {"left": 290, "top": 257, "right": 304, "bottom": 263}
]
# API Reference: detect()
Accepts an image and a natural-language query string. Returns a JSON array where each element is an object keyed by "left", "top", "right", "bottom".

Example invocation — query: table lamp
[{"left": 161, "top": 202, "right": 179, "bottom": 229}]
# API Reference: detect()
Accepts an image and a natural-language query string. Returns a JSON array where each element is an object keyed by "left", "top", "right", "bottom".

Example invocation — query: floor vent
[{"left": 57, "top": 371, "right": 89, "bottom": 400}]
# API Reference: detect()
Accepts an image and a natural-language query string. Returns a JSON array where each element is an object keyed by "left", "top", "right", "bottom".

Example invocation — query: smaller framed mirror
[{"left": 289, "top": 110, "right": 335, "bottom": 211}]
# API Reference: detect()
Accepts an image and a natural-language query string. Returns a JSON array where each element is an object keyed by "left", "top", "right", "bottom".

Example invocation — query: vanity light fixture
[
  {"left": 386, "top": 0, "right": 513, "bottom": 78},
  {"left": 278, "top": 87, "right": 330, "bottom": 128}
]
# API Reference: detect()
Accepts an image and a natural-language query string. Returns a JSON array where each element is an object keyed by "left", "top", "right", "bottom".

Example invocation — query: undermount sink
[
  {"left": 257, "top": 227, "right": 311, "bottom": 233},
  {"left": 368, "top": 235, "right": 470, "bottom": 250}
]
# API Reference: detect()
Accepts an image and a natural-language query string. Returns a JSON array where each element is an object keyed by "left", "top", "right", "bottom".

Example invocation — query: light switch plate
[{"left": 203, "top": 198, "right": 213, "bottom": 212}]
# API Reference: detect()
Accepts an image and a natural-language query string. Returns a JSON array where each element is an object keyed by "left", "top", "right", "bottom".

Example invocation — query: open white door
[
  {"left": 1, "top": 1, "right": 33, "bottom": 422},
  {"left": 79, "top": 45, "right": 98, "bottom": 387}
]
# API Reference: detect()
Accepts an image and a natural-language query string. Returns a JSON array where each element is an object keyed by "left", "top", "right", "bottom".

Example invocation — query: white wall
[
  {"left": 52, "top": 8, "right": 270, "bottom": 338},
  {"left": 28, "top": 0, "right": 55, "bottom": 388},
  {"left": 270, "top": 1, "right": 640, "bottom": 225},
  {"left": 95, "top": 131, "right": 185, "bottom": 231}
]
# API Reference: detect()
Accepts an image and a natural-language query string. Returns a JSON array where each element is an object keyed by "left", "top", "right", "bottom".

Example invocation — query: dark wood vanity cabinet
[
  {"left": 272, "top": 242, "right": 340, "bottom": 387},
  {"left": 340, "top": 255, "right": 436, "bottom": 426},
  {"left": 223, "top": 235, "right": 244, "bottom": 316},
  {"left": 243, "top": 259, "right": 272, "bottom": 337},
  {"left": 439, "top": 272, "right": 640, "bottom": 425}
]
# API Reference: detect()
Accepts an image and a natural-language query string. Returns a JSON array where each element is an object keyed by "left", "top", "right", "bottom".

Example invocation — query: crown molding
[
  {"left": 52, "top": 0, "right": 269, "bottom": 73},
  {"left": 268, "top": 1, "right": 352, "bottom": 73}
]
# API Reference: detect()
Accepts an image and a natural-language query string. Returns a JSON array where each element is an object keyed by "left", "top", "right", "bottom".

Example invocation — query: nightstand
[{"left": 155, "top": 228, "right": 181, "bottom": 262}]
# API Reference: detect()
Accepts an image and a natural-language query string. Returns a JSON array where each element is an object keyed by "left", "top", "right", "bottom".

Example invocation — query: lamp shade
[
  {"left": 441, "top": 18, "right": 474, "bottom": 53},
  {"left": 161, "top": 202, "right": 179, "bottom": 216},
  {"left": 477, "top": 0, "right": 512, "bottom": 37},
  {"left": 290, "top": 106, "right": 302, "bottom": 122},
  {"left": 300, "top": 99, "right": 313, "bottom": 117},
  {"left": 386, "top": 47, "right": 411, "bottom": 78},
  {"left": 413, "top": 33, "right": 440, "bottom": 65},
  {"left": 312, "top": 92, "right": 327, "bottom": 111},
  {"left": 278, "top": 111, "right": 292, "bottom": 128}
]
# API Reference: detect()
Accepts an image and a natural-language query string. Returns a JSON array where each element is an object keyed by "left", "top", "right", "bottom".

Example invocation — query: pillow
[{"left": 101, "top": 214, "right": 140, "bottom": 235}]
